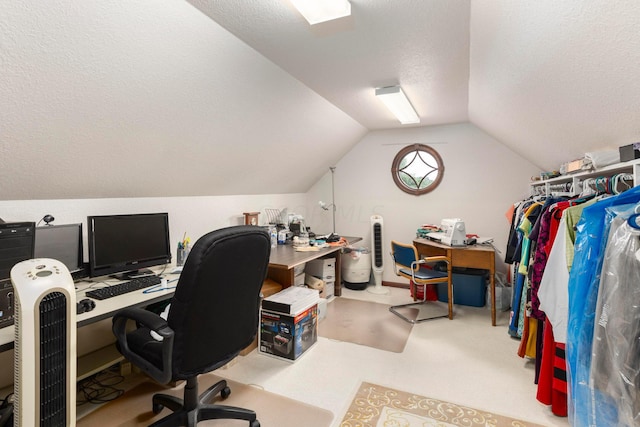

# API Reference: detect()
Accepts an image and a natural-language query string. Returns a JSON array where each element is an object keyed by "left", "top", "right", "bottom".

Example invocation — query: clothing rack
[{"left": 529, "top": 159, "right": 640, "bottom": 197}]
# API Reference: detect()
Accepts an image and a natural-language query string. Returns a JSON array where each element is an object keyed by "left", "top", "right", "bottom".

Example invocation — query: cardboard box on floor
[
  {"left": 239, "top": 278, "right": 283, "bottom": 356},
  {"left": 259, "top": 302, "right": 318, "bottom": 361}
]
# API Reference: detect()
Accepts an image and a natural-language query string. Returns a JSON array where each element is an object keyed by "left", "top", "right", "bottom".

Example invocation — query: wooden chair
[{"left": 389, "top": 240, "right": 453, "bottom": 323}]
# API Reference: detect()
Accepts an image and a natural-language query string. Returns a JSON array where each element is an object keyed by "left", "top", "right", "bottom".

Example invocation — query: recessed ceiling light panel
[
  {"left": 290, "top": 0, "right": 351, "bottom": 25},
  {"left": 375, "top": 86, "right": 420, "bottom": 125}
]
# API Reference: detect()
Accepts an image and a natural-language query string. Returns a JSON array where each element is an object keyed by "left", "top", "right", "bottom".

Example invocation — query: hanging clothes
[
  {"left": 536, "top": 321, "right": 568, "bottom": 417},
  {"left": 529, "top": 198, "right": 568, "bottom": 321},
  {"left": 566, "top": 185, "right": 640, "bottom": 427},
  {"left": 508, "top": 202, "right": 543, "bottom": 339},
  {"left": 589, "top": 214, "right": 640, "bottom": 426},
  {"left": 530, "top": 196, "right": 599, "bottom": 419}
]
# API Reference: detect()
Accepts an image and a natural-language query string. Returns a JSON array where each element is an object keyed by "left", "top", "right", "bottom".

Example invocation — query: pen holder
[{"left": 177, "top": 244, "right": 190, "bottom": 266}]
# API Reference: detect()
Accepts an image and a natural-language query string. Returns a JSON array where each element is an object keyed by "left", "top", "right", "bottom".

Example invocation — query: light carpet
[
  {"left": 77, "top": 372, "right": 333, "bottom": 427},
  {"left": 340, "top": 382, "right": 547, "bottom": 427},
  {"left": 318, "top": 297, "right": 417, "bottom": 353}
]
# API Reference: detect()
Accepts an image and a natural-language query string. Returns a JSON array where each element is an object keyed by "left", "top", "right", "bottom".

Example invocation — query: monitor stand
[{"left": 110, "top": 268, "right": 155, "bottom": 281}]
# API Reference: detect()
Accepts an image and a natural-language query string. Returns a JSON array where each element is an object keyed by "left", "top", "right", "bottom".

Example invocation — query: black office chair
[
  {"left": 389, "top": 240, "right": 453, "bottom": 323},
  {"left": 112, "top": 225, "right": 270, "bottom": 427}
]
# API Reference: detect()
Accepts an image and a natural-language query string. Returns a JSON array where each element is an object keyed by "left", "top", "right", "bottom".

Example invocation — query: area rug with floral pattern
[{"left": 340, "top": 381, "right": 547, "bottom": 427}]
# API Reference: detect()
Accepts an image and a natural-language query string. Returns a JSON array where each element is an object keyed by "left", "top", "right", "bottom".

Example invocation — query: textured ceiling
[
  {"left": 1, "top": 1, "right": 639, "bottom": 200},
  {"left": 0, "top": 0, "right": 366, "bottom": 200},
  {"left": 469, "top": 1, "right": 640, "bottom": 171},
  {"left": 189, "top": 0, "right": 471, "bottom": 130},
  {"left": 192, "top": 0, "right": 640, "bottom": 172}
]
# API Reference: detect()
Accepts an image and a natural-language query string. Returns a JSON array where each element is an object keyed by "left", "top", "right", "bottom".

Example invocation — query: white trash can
[{"left": 341, "top": 247, "right": 371, "bottom": 290}]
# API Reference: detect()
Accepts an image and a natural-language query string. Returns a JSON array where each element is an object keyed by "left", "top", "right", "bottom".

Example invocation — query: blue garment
[{"left": 566, "top": 186, "right": 640, "bottom": 427}]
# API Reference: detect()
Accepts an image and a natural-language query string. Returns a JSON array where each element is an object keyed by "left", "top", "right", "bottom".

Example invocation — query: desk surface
[
  {"left": 413, "top": 237, "right": 497, "bottom": 326},
  {"left": 0, "top": 270, "right": 176, "bottom": 352},
  {"left": 268, "top": 236, "right": 361, "bottom": 270},
  {"left": 414, "top": 237, "right": 496, "bottom": 254},
  {"left": 0, "top": 236, "right": 363, "bottom": 351}
]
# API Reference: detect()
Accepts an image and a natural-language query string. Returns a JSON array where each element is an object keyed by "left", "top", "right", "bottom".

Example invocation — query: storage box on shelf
[
  {"left": 529, "top": 159, "right": 640, "bottom": 197},
  {"left": 305, "top": 258, "right": 335, "bottom": 281},
  {"left": 305, "top": 257, "right": 336, "bottom": 299},
  {"left": 619, "top": 143, "right": 640, "bottom": 162}
]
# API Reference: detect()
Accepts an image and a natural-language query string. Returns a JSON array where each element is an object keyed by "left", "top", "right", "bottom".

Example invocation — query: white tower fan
[
  {"left": 368, "top": 215, "right": 388, "bottom": 294},
  {"left": 11, "top": 258, "right": 77, "bottom": 427}
]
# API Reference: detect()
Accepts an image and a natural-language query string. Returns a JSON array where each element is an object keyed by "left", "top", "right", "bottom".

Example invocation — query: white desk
[{"left": 0, "top": 271, "right": 176, "bottom": 353}]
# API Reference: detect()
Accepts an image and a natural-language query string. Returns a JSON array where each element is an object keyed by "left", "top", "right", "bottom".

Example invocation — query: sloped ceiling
[
  {"left": 189, "top": 0, "right": 471, "bottom": 130},
  {"left": 1, "top": 1, "right": 639, "bottom": 200},
  {"left": 194, "top": 0, "right": 640, "bottom": 172},
  {"left": 469, "top": 1, "right": 640, "bottom": 171},
  {"left": 0, "top": 0, "right": 367, "bottom": 200}
]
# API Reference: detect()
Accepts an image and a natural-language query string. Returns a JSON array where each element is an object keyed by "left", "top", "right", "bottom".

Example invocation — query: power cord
[
  {"left": 0, "top": 392, "right": 13, "bottom": 427},
  {"left": 76, "top": 367, "right": 125, "bottom": 406},
  {"left": 0, "top": 393, "right": 12, "bottom": 409}
]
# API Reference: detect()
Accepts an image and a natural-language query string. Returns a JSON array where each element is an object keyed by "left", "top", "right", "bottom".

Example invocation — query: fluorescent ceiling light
[
  {"left": 375, "top": 86, "right": 420, "bottom": 125},
  {"left": 290, "top": 0, "right": 351, "bottom": 25}
]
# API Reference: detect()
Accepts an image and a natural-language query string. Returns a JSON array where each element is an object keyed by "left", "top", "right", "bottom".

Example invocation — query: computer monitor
[
  {"left": 87, "top": 213, "right": 171, "bottom": 280},
  {"left": 34, "top": 223, "right": 85, "bottom": 279}
]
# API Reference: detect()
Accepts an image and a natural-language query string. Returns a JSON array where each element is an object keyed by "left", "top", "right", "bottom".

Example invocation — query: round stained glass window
[{"left": 391, "top": 144, "right": 444, "bottom": 195}]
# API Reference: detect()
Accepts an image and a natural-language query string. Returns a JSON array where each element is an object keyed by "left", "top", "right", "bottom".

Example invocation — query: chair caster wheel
[
  {"left": 152, "top": 402, "right": 164, "bottom": 414},
  {"left": 250, "top": 420, "right": 260, "bottom": 427},
  {"left": 221, "top": 386, "right": 231, "bottom": 399}
]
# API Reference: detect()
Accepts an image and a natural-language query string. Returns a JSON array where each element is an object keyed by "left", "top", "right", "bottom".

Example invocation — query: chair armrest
[
  {"left": 113, "top": 307, "right": 172, "bottom": 338},
  {"left": 419, "top": 255, "right": 449, "bottom": 264},
  {"left": 112, "top": 307, "right": 175, "bottom": 384}
]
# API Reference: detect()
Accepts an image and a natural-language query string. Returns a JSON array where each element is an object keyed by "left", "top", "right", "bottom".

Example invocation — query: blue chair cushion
[{"left": 399, "top": 267, "right": 448, "bottom": 281}]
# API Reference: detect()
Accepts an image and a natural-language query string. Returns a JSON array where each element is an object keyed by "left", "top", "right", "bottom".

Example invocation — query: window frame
[{"left": 391, "top": 143, "right": 445, "bottom": 195}]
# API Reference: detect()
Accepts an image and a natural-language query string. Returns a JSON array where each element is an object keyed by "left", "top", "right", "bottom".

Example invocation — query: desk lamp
[{"left": 319, "top": 166, "right": 337, "bottom": 237}]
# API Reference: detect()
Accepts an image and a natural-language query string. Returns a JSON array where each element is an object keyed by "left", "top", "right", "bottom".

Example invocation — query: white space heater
[
  {"left": 368, "top": 215, "right": 388, "bottom": 295},
  {"left": 11, "top": 258, "right": 77, "bottom": 426}
]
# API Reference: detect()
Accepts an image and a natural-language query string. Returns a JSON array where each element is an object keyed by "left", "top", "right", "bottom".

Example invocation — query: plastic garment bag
[
  {"left": 566, "top": 185, "right": 640, "bottom": 427},
  {"left": 590, "top": 214, "right": 640, "bottom": 426}
]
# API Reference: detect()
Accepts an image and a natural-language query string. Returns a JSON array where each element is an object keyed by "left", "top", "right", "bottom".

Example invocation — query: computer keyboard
[{"left": 85, "top": 275, "right": 162, "bottom": 300}]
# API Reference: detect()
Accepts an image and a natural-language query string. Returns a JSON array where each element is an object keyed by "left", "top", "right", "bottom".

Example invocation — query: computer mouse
[{"left": 77, "top": 298, "right": 96, "bottom": 314}]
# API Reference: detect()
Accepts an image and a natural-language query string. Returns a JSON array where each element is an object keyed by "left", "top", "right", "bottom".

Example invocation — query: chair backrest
[
  {"left": 390, "top": 241, "right": 419, "bottom": 272},
  {"left": 166, "top": 225, "right": 270, "bottom": 378}
]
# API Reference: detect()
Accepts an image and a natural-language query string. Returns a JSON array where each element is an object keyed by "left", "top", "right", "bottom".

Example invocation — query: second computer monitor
[{"left": 34, "top": 223, "right": 85, "bottom": 277}]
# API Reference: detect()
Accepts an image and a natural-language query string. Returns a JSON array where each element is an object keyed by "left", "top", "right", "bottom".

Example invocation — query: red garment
[
  {"left": 536, "top": 321, "right": 568, "bottom": 417},
  {"left": 544, "top": 202, "right": 571, "bottom": 256}
]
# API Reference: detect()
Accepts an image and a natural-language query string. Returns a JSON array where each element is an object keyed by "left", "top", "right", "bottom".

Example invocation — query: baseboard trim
[{"left": 382, "top": 281, "right": 409, "bottom": 289}]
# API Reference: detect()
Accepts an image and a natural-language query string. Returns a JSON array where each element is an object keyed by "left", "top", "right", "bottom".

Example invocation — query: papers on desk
[
  {"left": 424, "top": 233, "right": 493, "bottom": 246},
  {"left": 294, "top": 246, "right": 320, "bottom": 252},
  {"left": 475, "top": 237, "right": 494, "bottom": 245},
  {"left": 424, "top": 232, "right": 445, "bottom": 242}
]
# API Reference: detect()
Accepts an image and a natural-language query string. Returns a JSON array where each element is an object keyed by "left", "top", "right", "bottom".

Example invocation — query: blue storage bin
[{"left": 437, "top": 269, "right": 487, "bottom": 307}]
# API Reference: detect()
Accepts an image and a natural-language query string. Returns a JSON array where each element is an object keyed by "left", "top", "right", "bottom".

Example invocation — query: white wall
[
  {"left": 0, "top": 193, "right": 306, "bottom": 388},
  {"left": 0, "top": 0, "right": 366, "bottom": 200},
  {"left": 307, "top": 122, "right": 541, "bottom": 284},
  {"left": 0, "top": 193, "right": 307, "bottom": 260}
]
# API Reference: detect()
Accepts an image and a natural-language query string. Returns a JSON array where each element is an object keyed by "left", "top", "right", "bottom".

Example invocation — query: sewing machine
[
  {"left": 439, "top": 218, "right": 466, "bottom": 246},
  {"left": 425, "top": 218, "right": 467, "bottom": 246}
]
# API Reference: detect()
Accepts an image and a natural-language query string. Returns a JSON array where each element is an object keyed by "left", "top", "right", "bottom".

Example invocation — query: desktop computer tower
[
  {"left": 0, "top": 221, "right": 35, "bottom": 328},
  {"left": 0, "top": 281, "right": 14, "bottom": 329}
]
